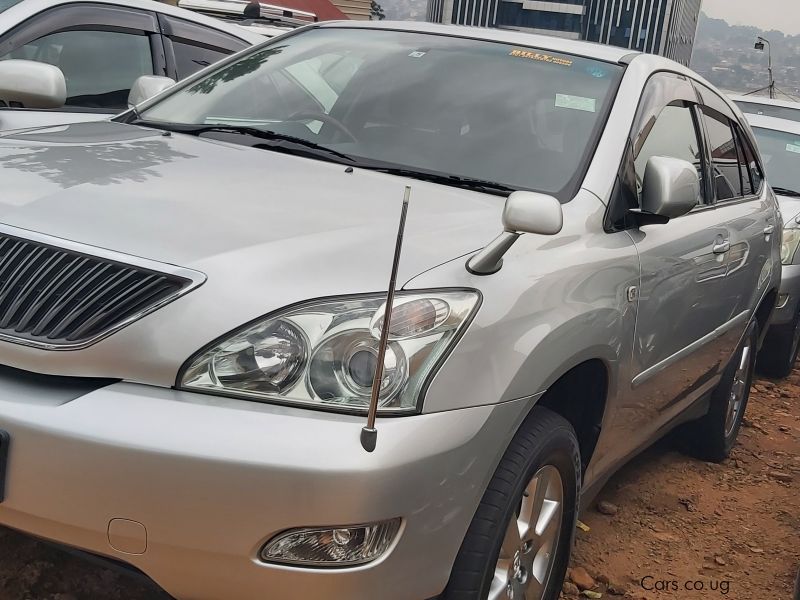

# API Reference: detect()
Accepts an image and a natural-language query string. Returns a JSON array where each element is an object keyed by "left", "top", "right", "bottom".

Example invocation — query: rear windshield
[
  {"left": 141, "top": 28, "right": 624, "bottom": 199},
  {"left": 735, "top": 100, "right": 800, "bottom": 123}
]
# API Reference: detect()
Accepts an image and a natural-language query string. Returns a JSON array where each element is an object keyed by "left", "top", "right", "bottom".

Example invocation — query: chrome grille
[{"left": 0, "top": 232, "right": 193, "bottom": 349}]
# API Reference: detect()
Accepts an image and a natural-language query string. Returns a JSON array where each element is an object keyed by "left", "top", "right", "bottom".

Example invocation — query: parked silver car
[
  {"left": 747, "top": 113, "right": 800, "bottom": 377},
  {"left": 0, "top": 0, "right": 265, "bottom": 131},
  {"left": 0, "top": 22, "right": 781, "bottom": 600}
]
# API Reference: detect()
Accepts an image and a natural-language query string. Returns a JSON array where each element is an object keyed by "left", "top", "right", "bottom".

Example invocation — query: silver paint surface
[{"left": 0, "top": 27, "right": 783, "bottom": 600}]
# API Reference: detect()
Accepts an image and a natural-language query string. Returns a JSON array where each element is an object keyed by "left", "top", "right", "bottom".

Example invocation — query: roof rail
[{"left": 178, "top": 0, "right": 318, "bottom": 26}]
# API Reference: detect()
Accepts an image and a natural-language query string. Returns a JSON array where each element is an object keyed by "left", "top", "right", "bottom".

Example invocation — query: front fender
[{"left": 406, "top": 190, "right": 639, "bottom": 414}]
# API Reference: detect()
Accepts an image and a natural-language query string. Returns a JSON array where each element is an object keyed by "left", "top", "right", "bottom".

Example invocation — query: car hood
[
  {"left": 0, "top": 121, "right": 501, "bottom": 280},
  {"left": 0, "top": 121, "right": 503, "bottom": 383}
]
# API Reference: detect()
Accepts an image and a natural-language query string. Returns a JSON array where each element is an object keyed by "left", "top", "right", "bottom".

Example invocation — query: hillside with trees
[{"left": 690, "top": 12, "right": 800, "bottom": 98}]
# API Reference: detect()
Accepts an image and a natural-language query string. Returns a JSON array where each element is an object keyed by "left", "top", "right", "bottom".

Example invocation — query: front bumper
[
  {"left": 0, "top": 377, "right": 528, "bottom": 600},
  {"left": 771, "top": 263, "right": 800, "bottom": 327}
]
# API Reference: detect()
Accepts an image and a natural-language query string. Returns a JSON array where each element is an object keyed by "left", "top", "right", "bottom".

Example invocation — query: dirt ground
[
  {"left": 0, "top": 372, "right": 797, "bottom": 600},
  {"left": 566, "top": 371, "right": 800, "bottom": 600}
]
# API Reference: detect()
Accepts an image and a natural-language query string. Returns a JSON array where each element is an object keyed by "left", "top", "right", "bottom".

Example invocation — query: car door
[
  {"left": 693, "top": 83, "right": 773, "bottom": 350},
  {"left": 0, "top": 2, "right": 163, "bottom": 130},
  {"left": 157, "top": 15, "right": 249, "bottom": 81},
  {"left": 597, "top": 72, "right": 736, "bottom": 464}
]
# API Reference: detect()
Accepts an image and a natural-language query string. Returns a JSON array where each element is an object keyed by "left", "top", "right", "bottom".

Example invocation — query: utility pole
[{"left": 754, "top": 36, "right": 775, "bottom": 99}]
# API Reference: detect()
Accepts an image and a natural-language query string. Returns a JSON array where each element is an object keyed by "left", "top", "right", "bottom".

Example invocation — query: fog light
[
  {"left": 777, "top": 294, "right": 790, "bottom": 309},
  {"left": 260, "top": 519, "right": 401, "bottom": 567}
]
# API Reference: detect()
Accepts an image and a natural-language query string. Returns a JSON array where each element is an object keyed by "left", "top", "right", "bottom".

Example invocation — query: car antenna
[{"left": 360, "top": 185, "right": 411, "bottom": 453}]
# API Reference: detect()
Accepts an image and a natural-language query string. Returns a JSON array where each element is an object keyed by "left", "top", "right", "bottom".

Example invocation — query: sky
[{"left": 702, "top": 0, "right": 800, "bottom": 35}]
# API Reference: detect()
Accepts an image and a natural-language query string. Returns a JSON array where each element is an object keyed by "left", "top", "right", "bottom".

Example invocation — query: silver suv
[{"left": 0, "top": 22, "right": 781, "bottom": 600}]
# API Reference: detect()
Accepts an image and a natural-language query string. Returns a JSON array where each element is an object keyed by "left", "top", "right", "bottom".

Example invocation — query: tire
[
  {"left": 756, "top": 311, "right": 800, "bottom": 379},
  {"left": 684, "top": 321, "right": 758, "bottom": 462},
  {"left": 443, "top": 406, "right": 580, "bottom": 600}
]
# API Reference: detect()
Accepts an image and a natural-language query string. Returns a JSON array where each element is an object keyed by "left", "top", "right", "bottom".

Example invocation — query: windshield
[
  {"left": 735, "top": 100, "right": 800, "bottom": 123},
  {"left": 752, "top": 126, "right": 800, "bottom": 194},
  {"left": 139, "top": 28, "right": 623, "bottom": 198}
]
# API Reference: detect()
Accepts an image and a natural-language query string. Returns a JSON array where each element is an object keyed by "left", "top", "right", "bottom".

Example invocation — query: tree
[{"left": 370, "top": 0, "right": 385, "bottom": 20}]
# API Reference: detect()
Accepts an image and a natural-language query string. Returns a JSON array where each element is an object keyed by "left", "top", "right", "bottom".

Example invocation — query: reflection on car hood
[{"left": 0, "top": 121, "right": 502, "bottom": 290}]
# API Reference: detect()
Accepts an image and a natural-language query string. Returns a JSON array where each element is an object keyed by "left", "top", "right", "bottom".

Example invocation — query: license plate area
[{"left": 0, "top": 430, "right": 8, "bottom": 503}]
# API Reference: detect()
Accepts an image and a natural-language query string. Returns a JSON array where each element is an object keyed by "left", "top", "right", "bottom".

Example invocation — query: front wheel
[{"left": 443, "top": 407, "right": 580, "bottom": 600}]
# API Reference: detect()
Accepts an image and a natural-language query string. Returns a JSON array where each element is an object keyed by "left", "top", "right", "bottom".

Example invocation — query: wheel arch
[{"left": 534, "top": 357, "right": 611, "bottom": 475}]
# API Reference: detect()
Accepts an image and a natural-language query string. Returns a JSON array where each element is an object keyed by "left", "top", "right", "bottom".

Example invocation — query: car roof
[
  {"left": 729, "top": 94, "right": 800, "bottom": 111},
  {"left": 745, "top": 113, "right": 800, "bottom": 136},
  {"left": 0, "top": 0, "right": 265, "bottom": 44},
  {"left": 319, "top": 20, "right": 639, "bottom": 64}
]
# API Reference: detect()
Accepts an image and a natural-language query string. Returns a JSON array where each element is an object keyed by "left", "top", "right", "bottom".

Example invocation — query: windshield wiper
[
  {"left": 772, "top": 187, "right": 800, "bottom": 198},
  {"left": 131, "top": 121, "right": 357, "bottom": 164},
  {"left": 359, "top": 166, "right": 518, "bottom": 196}
]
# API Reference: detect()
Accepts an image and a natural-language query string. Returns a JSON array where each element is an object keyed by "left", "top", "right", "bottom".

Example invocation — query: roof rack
[{"left": 178, "top": 0, "right": 318, "bottom": 27}]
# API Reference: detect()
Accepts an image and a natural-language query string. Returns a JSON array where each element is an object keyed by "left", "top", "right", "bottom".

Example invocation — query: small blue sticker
[{"left": 586, "top": 66, "right": 607, "bottom": 78}]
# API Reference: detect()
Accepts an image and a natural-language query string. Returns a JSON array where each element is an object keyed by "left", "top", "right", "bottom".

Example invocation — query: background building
[
  {"left": 427, "top": 0, "right": 584, "bottom": 34},
  {"left": 330, "top": 0, "right": 370, "bottom": 19},
  {"left": 584, "top": 0, "right": 702, "bottom": 66},
  {"left": 426, "top": 0, "right": 703, "bottom": 66}
]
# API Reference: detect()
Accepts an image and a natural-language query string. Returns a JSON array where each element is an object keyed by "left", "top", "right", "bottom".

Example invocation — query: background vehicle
[
  {"left": 0, "top": 0, "right": 266, "bottom": 130},
  {"left": 0, "top": 22, "right": 781, "bottom": 600},
  {"left": 731, "top": 94, "right": 800, "bottom": 123},
  {"left": 177, "top": 0, "right": 319, "bottom": 38},
  {"left": 748, "top": 113, "right": 800, "bottom": 377}
]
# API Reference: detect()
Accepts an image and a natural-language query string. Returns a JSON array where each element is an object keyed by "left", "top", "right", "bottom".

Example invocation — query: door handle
[
  {"left": 713, "top": 240, "right": 731, "bottom": 254},
  {"left": 764, "top": 225, "right": 775, "bottom": 236}
]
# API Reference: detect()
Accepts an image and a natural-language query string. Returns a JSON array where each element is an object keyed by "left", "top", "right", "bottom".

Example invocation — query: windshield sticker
[
  {"left": 786, "top": 143, "right": 800, "bottom": 154},
  {"left": 508, "top": 49, "right": 573, "bottom": 67},
  {"left": 408, "top": 51, "right": 427, "bottom": 58},
  {"left": 554, "top": 93, "right": 596, "bottom": 113},
  {"left": 585, "top": 65, "right": 609, "bottom": 78}
]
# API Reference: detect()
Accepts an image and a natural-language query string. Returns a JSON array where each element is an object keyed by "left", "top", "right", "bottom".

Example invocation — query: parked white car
[{"left": 0, "top": 0, "right": 266, "bottom": 130}]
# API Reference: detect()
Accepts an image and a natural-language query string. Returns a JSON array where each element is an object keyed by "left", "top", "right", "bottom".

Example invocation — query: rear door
[
  {"left": 694, "top": 83, "right": 773, "bottom": 356},
  {"left": 0, "top": 2, "right": 163, "bottom": 130}
]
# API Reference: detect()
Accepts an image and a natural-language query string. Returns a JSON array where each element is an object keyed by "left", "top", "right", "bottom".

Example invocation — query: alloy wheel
[
  {"left": 489, "top": 465, "right": 564, "bottom": 600},
  {"left": 725, "top": 338, "right": 752, "bottom": 437}
]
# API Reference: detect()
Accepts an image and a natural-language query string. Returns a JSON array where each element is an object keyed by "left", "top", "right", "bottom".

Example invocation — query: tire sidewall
[
  {"left": 465, "top": 410, "right": 580, "bottom": 600},
  {"left": 722, "top": 321, "right": 758, "bottom": 453}
]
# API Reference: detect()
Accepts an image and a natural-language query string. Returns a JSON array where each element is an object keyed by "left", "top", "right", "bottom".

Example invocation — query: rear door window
[
  {"left": 700, "top": 108, "right": 743, "bottom": 201},
  {"left": 739, "top": 129, "right": 764, "bottom": 193},
  {"left": 732, "top": 126, "right": 756, "bottom": 196}
]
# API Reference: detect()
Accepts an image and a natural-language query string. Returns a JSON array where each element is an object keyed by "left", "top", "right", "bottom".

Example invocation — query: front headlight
[
  {"left": 179, "top": 290, "right": 480, "bottom": 414},
  {"left": 781, "top": 228, "right": 800, "bottom": 265}
]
